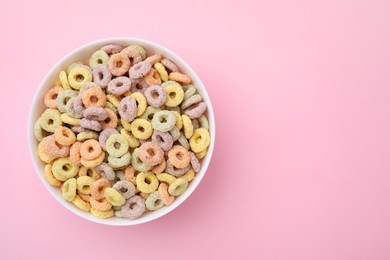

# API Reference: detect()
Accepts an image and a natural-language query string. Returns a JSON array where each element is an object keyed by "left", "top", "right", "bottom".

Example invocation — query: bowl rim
[{"left": 28, "top": 37, "right": 215, "bottom": 226}]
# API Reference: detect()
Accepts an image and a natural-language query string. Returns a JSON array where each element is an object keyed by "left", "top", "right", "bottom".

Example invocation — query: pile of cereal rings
[{"left": 34, "top": 43, "right": 210, "bottom": 219}]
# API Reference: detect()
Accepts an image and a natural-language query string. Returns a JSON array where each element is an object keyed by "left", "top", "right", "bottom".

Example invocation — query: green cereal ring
[
  {"left": 104, "top": 187, "right": 126, "bottom": 206},
  {"left": 183, "top": 84, "right": 197, "bottom": 100},
  {"left": 168, "top": 178, "right": 188, "bottom": 196},
  {"left": 198, "top": 115, "right": 209, "bottom": 130},
  {"left": 68, "top": 67, "right": 92, "bottom": 90},
  {"left": 145, "top": 191, "right": 164, "bottom": 210},
  {"left": 141, "top": 106, "right": 161, "bottom": 122},
  {"left": 52, "top": 157, "right": 79, "bottom": 181},
  {"left": 39, "top": 109, "right": 62, "bottom": 132},
  {"left": 89, "top": 50, "right": 109, "bottom": 69},
  {"left": 169, "top": 127, "right": 180, "bottom": 141},
  {"left": 131, "top": 148, "right": 151, "bottom": 172},
  {"left": 76, "top": 176, "right": 95, "bottom": 194},
  {"left": 106, "top": 134, "right": 129, "bottom": 157},
  {"left": 62, "top": 178, "right": 77, "bottom": 201},
  {"left": 108, "top": 152, "right": 131, "bottom": 169},
  {"left": 77, "top": 131, "right": 99, "bottom": 141},
  {"left": 34, "top": 117, "right": 50, "bottom": 141},
  {"left": 56, "top": 90, "right": 78, "bottom": 113},
  {"left": 136, "top": 172, "right": 159, "bottom": 193},
  {"left": 65, "top": 97, "right": 82, "bottom": 119},
  {"left": 178, "top": 133, "right": 190, "bottom": 150},
  {"left": 151, "top": 110, "right": 176, "bottom": 132},
  {"left": 130, "top": 45, "right": 147, "bottom": 60}
]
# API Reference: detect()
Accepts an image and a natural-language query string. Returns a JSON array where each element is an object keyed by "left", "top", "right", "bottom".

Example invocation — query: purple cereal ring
[
  {"left": 80, "top": 118, "right": 102, "bottom": 132},
  {"left": 161, "top": 58, "right": 179, "bottom": 72},
  {"left": 121, "top": 195, "right": 145, "bottom": 219},
  {"left": 189, "top": 152, "right": 201, "bottom": 173},
  {"left": 80, "top": 82, "right": 100, "bottom": 94},
  {"left": 129, "top": 61, "right": 151, "bottom": 80},
  {"left": 185, "top": 102, "right": 207, "bottom": 119},
  {"left": 101, "top": 44, "right": 124, "bottom": 55},
  {"left": 99, "top": 128, "right": 119, "bottom": 151},
  {"left": 152, "top": 130, "right": 173, "bottom": 152},
  {"left": 130, "top": 78, "right": 149, "bottom": 94},
  {"left": 73, "top": 95, "right": 85, "bottom": 117},
  {"left": 108, "top": 77, "right": 131, "bottom": 96},
  {"left": 93, "top": 64, "right": 112, "bottom": 88},
  {"left": 144, "top": 85, "right": 166, "bottom": 108},
  {"left": 94, "top": 162, "right": 115, "bottom": 181},
  {"left": 119, "top": 96, "right": 137, "bottom": 123},
  {"left": 83, "top": 106, "right": 108, "bottom": 121},
  {"left": 71, "top": 126, "right": 86, "bottom": 133}
]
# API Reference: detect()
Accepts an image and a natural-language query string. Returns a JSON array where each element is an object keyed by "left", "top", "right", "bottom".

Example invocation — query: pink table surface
[{"left": 1, "top": 0, "right": 390, "bottom": 259}]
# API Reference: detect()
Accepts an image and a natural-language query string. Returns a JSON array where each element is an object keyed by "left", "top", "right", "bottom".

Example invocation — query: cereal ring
[
  {"left": 108, "top": 152, "right": 131, "bottom": 169},
  {"left": 90, "top": 208, "right": 114, "bottom": 219},
  {"left": 104, "top": 188, "right": 126, "bottom": 206},
  {"left": 130, "top": 119, "right": 153, "bottom": 140},
  {"left": 106, "top": 94, "right": 120, "bottom": 108},
  {"left": 195, "top": 148, "right": 208, "bottom": 159},
  {"left": 183, "top": 84, "right": 196, "bottom": 100},
  {"left": 136, "top": 172, "right": 159, "bottom": 193},
  {"left": 44, "top": 164, "right": 62, "bottom": 187},
  {"left": 130, "top": 78, "right": 149, "bottom": 94},
  {"left": 90, "top": 197, "right": 112, "bottom": 211},
  {"left": 108, "top": 76, "right": 131, "bottom": 96},
  {"left": 78, "top": 192, "right": 91, "bottom": 203},
  {"left": 68, "top": 67, "right": 92, "bottom": 90},
  {"left": 181, "top": 94, "right": 202, "bottom": 110},
  {"left": 78, "top": 166, "right": 101, "bottom": 180},
  {"left": 61, "top": 113, "right": 80, "bottom": 126},
  {"left": 129, "top": 61, "right": 151, "bottom": 79},
  {"left": 94, "top": 163, "right": 115, "bottom": 181},
  {"left": 108, "top": 53, "right": 130, "bottom": 76},
  {"left": 92, "top": 64, "right": 112, "bottom": 88},
  {"left": 80, "top": 82, "right": 100, "bottom": 94},
  {"left": 112, "top": 170, "right": 126, "bottom": 183},
  {"left": 124, "top": 166, "right": 137, "bottom": 184},
  {"left": 129, "top": 45, "right": 147, "bottom": 59},
  {"left": 163, "top": 81, "right": 184, "bottom": 107},
  {"left": 190, "top": 128, "right": 210, "bottom": 153},
  {"left": 89, "top": 50, "right": 109, "bottom": 69},
  {"left": 130, "top": 92, "right": 147, "bottom": 117},
  {"left": 62, "top": 178, "right": 77, "bottom": 201},
  {"left": 131, "top": 148, "right": 152, "bottom": 172},
  {"left": 113, "top": 180, "right": 136, "bottom": 199},
  {"left": 71, "top": 126, "right": 86, "bottom": 133},
  {"left": 152, "top": 130, "right": 173, "bottom": 152},
  {"left": 80, "top": 118, "right": 101, "bottom": 132},
  {"left": 81, "top": 87, "right": 106, "bottom": 108},
  {"left": 138, "top": 141, "right": 164, "bottom": 166},
  {"left": 168, "top": 72, "right": 191, "bottom": 84},
  {"left": 39, "top": 109, "right": 62, "bottom": 132},
  {"left": 83, "top": 106, "right": 108, "bottom": 121},
  {"left": 106, "top": 134, "right": 129, "bottom": 157},
  {"left": 182, "top": 115, "right": 194, "bottom": 139},
  {"left": 73, "top": 95, "right": 85, "bottom": 117},
  {"left": 80, "top": 151, "right": 105, "bottom": 168},
  {"left": 198, "top": 115, "right": 209, "bottom": 130},
  {"left": 144, "top": 54, "right": 162, "bottom": 65},
  {"left": 65, "top": 97, "right": 82, "bottom": 119},
  {"left": 72, "top": 195, "right": 91, "bottom": 212},
  {"left": 44, "top": 135, "right": 69, "bottom": 158},
  {"left": 169, "top": 126, "right": 181, "bottom": 141},
  {"left": 179, "top": 167, "right": 195, "bottom": 182},
  {"left": 177, "top": 133, "right": 190, "bottom": 150},
  {"left": 120, "top": 128, "right": 140, "bottom": 148},
  {"left": 121, "top": 46, "right": 142, "bottom": 65},
  {"left": 156, "top": 173, "right": 176, "bottom": 185},
  {"left": 185, "top": 102, "right": 207, "bottom": 119},
  {"left": 98, "top": 128, "right": 118, "bottom": 151},
  {"left": 161, "top": 58, "right": 179, "bottom": 72},
  {"left": 77, "top": 131, "right": 99, "bottom": 142},
  {"left": 44, "top": 86, "right": 63, "bottom": 109},
  {"left": 76, "top": 176, "right": 95, "bottom": 194},
  {"left": 105, "top": 101, "right": 117, "bottom": 113},
  {"left": 144, "top": 85, "right": 166, "bottom": 108},
  {"left": 100, "top": 108, "right": 118, "bottom": 130},
  {"left": 158, "top": 183, "right": 175, "bottom": 206},
  {"left": 145, "top": 191, "right": 164, "bottom": 210},
  {"left": 101, "top": 44, "right": 124, "bottom": 55},
  {"left": 80, "top": 139, "right": 102, "bottom": 160},
  {"left": 120, "top": 195, "right": 145, "bottom": 219},
  {"left": 91, "top": 178, "right": 111, "bottom": 200},
  {"left": 119, "top": 96, "right": 137, "bottom": 123},
  {"left": 38, "top": 139, "right": 56, "bottom": 163},
  {"left": 192, "top": 119, "right": 200, "bottom": 129},
  {"left": 165, "top": 160, "right": 190, "bottom": 177},
  {"left": 69, "top": 141, "right": 82, "bottom": 166},
  {"left": 154, "top": 62, "right": 168, "bottom": 82},
  {"left": 52, "top": 157, "right": 79, "bottom": 181},
  {"left": 59, "top": 71, "right": 71, "bottom": 90},
  {"left": 168, "top": 178, "right": 188, "bottom": 196},
  {"left": 151, "top": 158, "right": 166, "bottom": 174},
  {"left": 189, "top": 152, "right": 201, "bottom": 173},
  {"left": 34, "top": 118, "right": 49, "bottom": 142},
  {"left": 145, "top": 68, "right": 162, "bottom": 86},
  {"left": 141, "top": 106, "right": 161, "bottom": 122},
  {"left": 168, "top": 145, "right": 190, "bottom": 169},
  {"left": 54, "top": 126, "right": 76, "bottom": 146},
  {"left": 151, "top": 110, "right": 176, "bottom": 132}
]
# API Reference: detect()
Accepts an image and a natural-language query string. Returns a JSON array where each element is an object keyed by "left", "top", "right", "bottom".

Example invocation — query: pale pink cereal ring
[
  {"left": 98, "top": 128, "right": 118, "bottom": 151},
  {"left": 161, "top": 58, "right": 179, "bottom": 72},
  {"left": 80, "top": 82, "right": 100, "bottom": 94},
  {"left": 152, "top": 158, "right": 166, "bottom": 174},
  {"left": 93, "top": 64, "right": 112, "bottom": 88},
  {"left": 100, "top": 108, "right": 118, "bottom": 130},
  {"left": 168, "top": 145, "right": 190, "bottom": 169},
  {"left": 119, "top": 96, "right": 137, "bottom": 123},
  {"left": 80, "top": 139, "right": 102, "bottom": 160},
  {"left": 71, "top": 126, "right": 86, "bottom": 133},
  {"left": 80, "top": 118, "right": 101, "bottom": 132},
  {"left": 158, "top": 183, "right": 174, "bottom": 206},
  {"left": 185, "top": 102, "right": 207, "bottom": 119},
  {"left": 121, "top": 46, "right": 142, "bottom": 65},
  {"left": 108, "top": 53, "right": 130, "bottom": 77},
  {"left": 69, "top": 141, "right": 82, "bottom": 166},
  {"left": 108, "top": 76, "right": 131, "bottom": 96},
  {"left": 144, "top": 54, "right": 163, "bottom": 65},
  {"left": 129, "top": 61, "right": 151, "bottom": 80},
  {"left": 90, "top": 197, "right": 112, "bottom": 211},
  {"left": 44, "top": 135, "right": 70, "bottom": 158},
  {"left": 83, "top": 106, "right": 108, "bottom": 121},
  {"left": 152, "top": 130, "right": 173, "bottom": 151},
  {"left": 144, "top": 85, "right": 166, "bottom": 108},
  {"left": 138, "top": 141, "right": 164, "bottom": 166},
  {"left": 73, "top": 95, "right": 85, "bottom": 117},
  {"left": 44, "top": 86, "right": 63, "bottom": 109},
  {"left": 168, "top": 72, "right": 192, "bottom": 85},
  {"left": 189, "top": 152, "right": 201, "bottom": 173},
  {"left": 130, "top": 78, "right": 149, "bottom": 94},
  {"left": 94, "top": 163, "right": 115, "bottom": 181},
  {"left": 120, "top": 195, "right": 145, "bottom": 219},
  {"left": 91, "top": 178, "right": 111, "bottom": 200},
  {"left": 101, "top": 44, "right": 124, "bottom": 55}
]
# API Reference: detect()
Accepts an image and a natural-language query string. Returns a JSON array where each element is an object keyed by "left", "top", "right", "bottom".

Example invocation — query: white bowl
[{"left": 28, "top": 37, "right": 215, "bottom": 226}]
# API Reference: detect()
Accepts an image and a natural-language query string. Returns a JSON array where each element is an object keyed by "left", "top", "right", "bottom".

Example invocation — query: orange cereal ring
[
  {"left": 124, "top": 165, "right": 137, "bottom": 184},
  {"left": 145, "top": 68, "right": 162, "bottom": 86},
  {"left": 44, "top": 164, "right": 62, "bottom": 187},
  {"left": 81, "top": 87, "right": 106, "bottom": 108},
  {"left": 91, "top": 178, "right": 111, "bottom": 200},
  {"left": 78, "top": 166, "right": 101, "bottom": 180},
  {"left": 100, "top": 108, "right": 118, "bottom": 130},
  {"left": 44, "top": 86, "right": 63, "bottom": 109},
  {"left": 138, "top": 141, "right": 164, "bottom": 167},
  {"left": 152, "top": 158, "right": 166, "bottom": 174},
  {"left": 158, "top": 183, "right": 175, "bottom": 206},
  {"left": 144, "top": 54, "right": 163, "bottom": 65},
  {"left": 121, "top": 46, "right": 142, "bottom": 65},
  {"left": 108, "top": 53, "right": 131, "bottom": 76},
  {"left": 90, "top": 197, "right": 112, "bottom": 211},
  {"left": 168, "top": 72, "right": 192, "bottom": 85},
  {"left": 168, "top": 145, "right": 190, "bottom": 169},
  {"left": 80, "top": 139, "right": 102, "bottom": 160},
  {"left": 69, "top": 141, "right": 82, "bottom": 166},
  {"left": 78, "top": 192, "right": 91, "bottom": 203},
  {"left": 54, "top": 126, "right": 76, "bottom": 146}
]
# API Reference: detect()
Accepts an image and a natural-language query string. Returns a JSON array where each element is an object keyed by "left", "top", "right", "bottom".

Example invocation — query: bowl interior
[{"left": 28, "top": 38, "right": 215, "bottom": 225}]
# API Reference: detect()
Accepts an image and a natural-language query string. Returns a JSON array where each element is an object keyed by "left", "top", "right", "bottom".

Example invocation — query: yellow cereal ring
[
  {"left": 52, "top": 157, "right": 79, "bottom": 181},
  {"left": 72, "top": 195, "right": 91, "bottom": 212},
  {"left": 154, "top": 62, "right": 168, "bottom": 82},
  {"left": 76, "top": 176, "right": 95, "bottom": 194},
  {"left": 130, "top": 92, "right": 147, "bottom": 116},
  {"left": 66, "top": 62, "right": 83, "bottom": 74},
  {"left": 120, "top": 128, "right": 140, "bottom": 148},
  {"left": 62, "top": 178, "right": 77, "bottom": 201},
  {"left": 104, "top": 188, "right": 126, "bottom": 206},
  {"left": 61, "top": 113, "right": 80, "bottom": 126},
  {"left": 172, "top": 111, "right": 183, "bottom": 130},
  {"left": 90, "top": 208, "right": 114, "bottom": 219},
  {"left": 59, "top": 71, "right": 71, "bottom": 90},
  {"left": 89, "top": 50, "right": 109, "bottom": 69},
  {"left": 106, "top": 94, "right": 120, "bottom": 108},
  {"left": 43, "top": 164, "right": 62, "bottom": 187},
  {"left": 68, "top": 67, "right": 92, "bottom": 90},
  {"left": 80, "top": 151, "right": 105, "bottom": 168},
  {"left": 156, "top": 173, "right": 176, "bottom": 185},
  {"left": 105, "top": 101, "right": 117, "bottom": 113},
  {"left": 182, "top": 115, "right": 194, "bottom": 139},
  {"left": 168, "top": 178, "right": 188, "bottom": 196},
  {"left": 195, "top": 148, "right": 208, "bottom": 159},
  {"left": 130, "top": 119, "right": 153, "bottom": 140},
  {"left": 179, "top": 168, "right": 195, "bottom": 182},
  {"left": 40, "top": 109, "right": 62, "bottom": 132},
  {"left": 189, "top": 128, "right": 210, "bottom": 153},
  {"left": 120, "top": 119, "right": 132, "bottom": 131},
  {"left": 163, "top": 81, "right": 184, "bottom": 107},
  {"left": 136, "top": 172, "right": 159, "bottom": 193},
  {"left": 78, "top": 166, "right": 101, "bottom": 180},
  {"left": 76, "top": 131, "right": 99, "bottom": 142}
]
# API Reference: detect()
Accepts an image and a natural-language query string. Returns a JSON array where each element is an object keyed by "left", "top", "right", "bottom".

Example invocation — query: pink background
[{"left": 1, "top": 0, "right": 390, "bottom": 259}]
